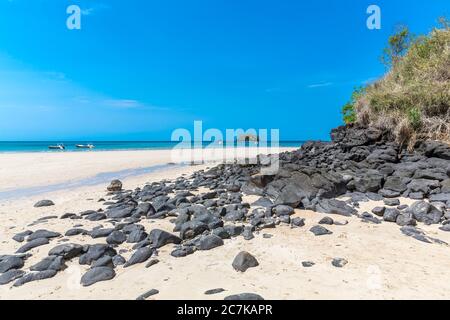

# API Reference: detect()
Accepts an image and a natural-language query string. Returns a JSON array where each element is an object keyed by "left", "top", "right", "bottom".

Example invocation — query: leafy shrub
[{"left": 342, "top": 87, "right": 365, "bottom": 124}]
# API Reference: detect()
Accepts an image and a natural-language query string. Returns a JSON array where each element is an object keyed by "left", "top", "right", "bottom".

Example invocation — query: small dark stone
[
  {"left": 107, "top": 180, "right": 123, "bottom": 192},
  {"left": 171, "top": 246, "right": 195, "bottom": 258},
  {"left": 242, "top": 227, "right": 254, "bottom": 240},
  {"left": 60, "top": 213, "right": 77, "bottom": 219},
  {"left": 232, "top": 251, "right": 259, "bottom": 272},
  {"left": 65, "top": 228, "right": 88, "bottom": 237},
  {"left": 198, "top": 234, "right": 224, "bottom": 250},
  {"left": 205, "top": 288, "right": 225, "bottom": 295},
  {"left": 224, "top": 293, "right": 264, "bottom": 300},
  {"left": 315, "top": 199, "right": 357, "bottom": 216},
  {"left": 112, "top": 255, "right": 126, "bottom": 267},
  {"left": 212, "top": 227, "right": 230, "bottom": 239},
  {"left": 34, "top": 200, "right": 55, "bottom": 208},
  {"left": 302, "top": 261, "right": 315, "bottom": 268},
  {"left": 85, "top": 212, "right": 107, "bottom": 221},
  {"left": 396, "top": 214, "right": 417, "bottom": 227},
  {"left": 309, "top": 225, "right": 332, "bottom": 236},
  {"left": 291, "top": 217, "right": 305, "bottom": 227},
  {"left": 136, "top": 289, "right": 159, "bottom": 300},
  {"left": 224, "top": 225, "right": 244, "bottom": 237},
  {"left": 272, "top": 205, "right": 294, "bottom": 216},
  {"left": 318, "top": 217, "right": 334, "bottom": 225},
  {"left": 372, "top": 207, "right": 385, "bottom": 217},
  {"left": 145, "top": 259, "right": 160, "bottom": 268},
  {"left": 383, "top": 208, "right": 400, "bottom": 222},
  {"left": 361, "top": 212, "right": 381, "bottom": 224},
  {"left": 332, "top": 258, "right": 348, "bottom": 268}
]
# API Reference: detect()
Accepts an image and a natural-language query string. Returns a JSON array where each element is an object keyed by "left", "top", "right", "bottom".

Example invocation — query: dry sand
[{"left": 1, "top": 149, "right": 450, "bottom": 300}]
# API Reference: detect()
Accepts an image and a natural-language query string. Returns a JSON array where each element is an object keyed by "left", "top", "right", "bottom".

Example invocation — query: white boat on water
[
  {"left": 76, "top": 144, "right": 95, "bottom": 149},
  {"left": 48, "top": 144, "right": 65, "bottom": 150}
]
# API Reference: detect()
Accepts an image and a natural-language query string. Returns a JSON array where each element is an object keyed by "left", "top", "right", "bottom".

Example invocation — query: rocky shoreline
[{"left": 1, "top": 125, "right": 450, "bottom": 299}]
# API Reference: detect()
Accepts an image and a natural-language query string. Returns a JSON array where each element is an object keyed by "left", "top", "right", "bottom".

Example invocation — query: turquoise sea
[{"left": 0, "top": 141, "right": 304, "bottom": 153}]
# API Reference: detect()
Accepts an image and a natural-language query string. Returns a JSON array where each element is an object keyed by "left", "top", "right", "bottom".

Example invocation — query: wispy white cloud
[
  {"left": 81, "top": 8, "right": 95, "bottom": 16},
  {"left": 307, "top": 82, "right": 334, "bottom": 89},
  {"left": 103, "top": 99, "right": 142, "bottom": 108},
  {"left": 81, "top": 3, "right": 110, "bottom": 16}
]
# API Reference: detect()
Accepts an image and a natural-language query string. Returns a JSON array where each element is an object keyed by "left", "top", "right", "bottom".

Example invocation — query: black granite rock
[
  {"left": 332, "top": 258, "right": 348, "bottom": 268},
  {"left": 318, "top": 217, "right": 334, "bottom": 225},
  {"left": 16, "top": 238, "right": 49, "bottom": 254},
  {"left": 0, "top": 255, "right": 24, "bottom": 273},
  {"left": 13, "top": 270, "right": 57, "bottom": 287},
  {"left": 136, "top": 289, "right": 159, "bottom": 300},
  {"left": 232, "top": 251, "right": 259, "bottom": 272},
  {"left": 34, "top": 200, "right": 55, "bottom": 208},
  {"left": 205, "top": 288, "right": 225, "bottom": 295},
  {"left": 197, "top": 234, "right": 224, "bottom": 250},
  {"left": 106, "top": 231, "right": 127, "bottom": 245},
  {"left": 48, "top": 243, "right": 83, "bottom": 260},
  {"left": 81, "top": 267, "right": 115, "bottom": 286},
  {"left": 301, "top": 261, "right": 315, "bottom": 268},
  {"left": 224, "top": 293, "right": 264, "bottom": 300},
  {"left": 148, "top": 229, "right": 182, "bottom": 248},
  {"left": 124, "top": 247, "right": 153, "bottom": 267},
  {"left": 309, "top": 225, "right": 332, "bottom": 236},
  {"left": 31, "top": 255, "right": 65, "bottom": 271},
  {"left": 27, "top": 230, "right": 61, "bottom": 242},
  {"left": 0, "top": 269, "right": 25, "bottom": 285}
]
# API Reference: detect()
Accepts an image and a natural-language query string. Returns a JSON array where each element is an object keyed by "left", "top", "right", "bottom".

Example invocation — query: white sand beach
[{"left": 1, "top": 149, "right": 450, "bottom": 300}]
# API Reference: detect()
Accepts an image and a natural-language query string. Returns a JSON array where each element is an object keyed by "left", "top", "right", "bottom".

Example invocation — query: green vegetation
[
  {"left": 381, "top": 25, "right": 413, "bottom": 68},
  {"left": 343, "top": 17, "right": 450, "bottom": 147},
  {"left": 341, "top": 87, "right": 365, "bottom": 125}
]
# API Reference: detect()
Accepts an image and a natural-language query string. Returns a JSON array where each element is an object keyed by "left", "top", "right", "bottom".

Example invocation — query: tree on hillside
[{"left": 380, "top": 25, "right": 412, "bottom": 68}]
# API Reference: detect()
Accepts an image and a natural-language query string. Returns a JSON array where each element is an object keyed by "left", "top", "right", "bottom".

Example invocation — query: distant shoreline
[
  {"left": 0, "top": 147, "right": 297, "bottom": 194},
  {"left": 0, "top": 141, "right": 306, "bottom": 153}
]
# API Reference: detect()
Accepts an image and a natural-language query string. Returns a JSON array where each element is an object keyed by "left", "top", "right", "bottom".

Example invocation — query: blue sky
[{"left": 0, "top": 0, "right": 448, "bottom": 141}]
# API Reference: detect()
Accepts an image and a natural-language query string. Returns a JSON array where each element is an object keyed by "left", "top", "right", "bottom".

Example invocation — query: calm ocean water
[{"left": 0, "top": 141, "right": 304, "bottom": 153}]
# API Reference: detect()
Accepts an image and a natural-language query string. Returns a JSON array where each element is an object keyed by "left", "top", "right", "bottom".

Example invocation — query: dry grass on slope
[{"left": 351, "top": 21, "right": 450, "bottom": 149}]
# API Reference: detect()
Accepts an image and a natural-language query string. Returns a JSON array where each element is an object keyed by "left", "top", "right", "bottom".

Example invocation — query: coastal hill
[{"left": 342, "top": 18, "right": 450, "bottom": 148}]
